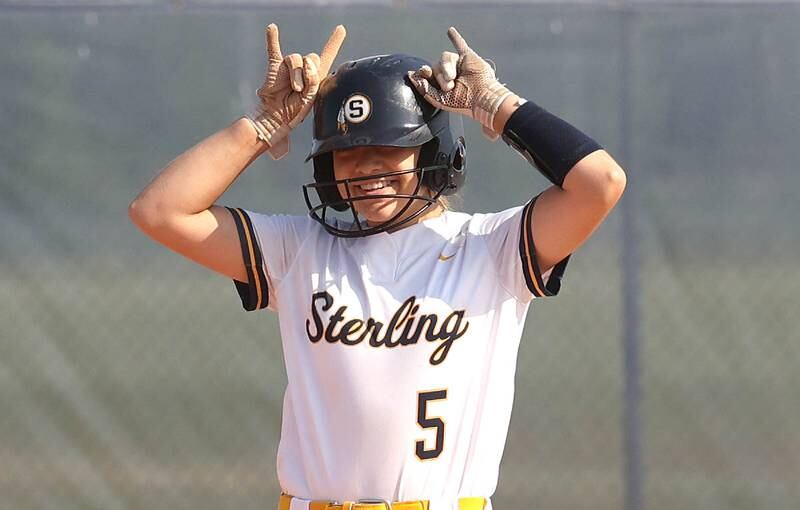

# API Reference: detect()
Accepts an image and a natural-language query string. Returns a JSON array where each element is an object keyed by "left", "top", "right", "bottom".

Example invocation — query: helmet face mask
[
  {"left": 302, "top": 161, "right": 451, "bottom": 238},
  {"left": 304, "top": 53, "right": 467, "bottom": 238}
]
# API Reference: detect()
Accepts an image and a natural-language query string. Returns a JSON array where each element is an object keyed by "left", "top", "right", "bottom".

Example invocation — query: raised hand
[
  {"left": 251, "top": 23, "right": 346, "bottom": 159},
  {"left": 407, "top": 27, "right": 517, "bottom": 140}
]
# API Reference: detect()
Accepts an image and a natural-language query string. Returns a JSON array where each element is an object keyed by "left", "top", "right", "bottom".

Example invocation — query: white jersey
[{"left": 226, "top": 199, "right": 568, "bottom": 508}]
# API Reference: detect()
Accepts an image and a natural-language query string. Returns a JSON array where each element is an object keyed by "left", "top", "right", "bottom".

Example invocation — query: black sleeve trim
[
  {"left": 226, "top": 207, "right": 269, "bottom": 311},
  {"left": 517, "top": 195, "right": 570, "bottom": 298}
]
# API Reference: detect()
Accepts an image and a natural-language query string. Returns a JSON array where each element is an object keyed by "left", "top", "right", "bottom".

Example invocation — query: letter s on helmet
[{"left": 302, "top": 53, "right": 466, "bottom": 238}]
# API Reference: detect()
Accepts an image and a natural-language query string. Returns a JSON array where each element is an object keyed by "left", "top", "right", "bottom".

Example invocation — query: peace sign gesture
[
  {"left": 251, "top": 23, "right": 346, "bottom": 159},
  {"left": 407, "top": 27, "right": 516, "bottom": 140}
]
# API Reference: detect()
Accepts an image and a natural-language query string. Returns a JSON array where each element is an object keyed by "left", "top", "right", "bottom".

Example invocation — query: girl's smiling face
[{"left": 333, "top": 145, "right": 438, "bottom": 228}]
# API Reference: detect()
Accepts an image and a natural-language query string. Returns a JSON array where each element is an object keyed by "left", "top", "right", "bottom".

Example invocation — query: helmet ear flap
[
  {"left": 419, "top": 138, "right": 439, "bottom": 167},
  {"left": 444, "top": 136, "right": 466, "bottom": 196},
  {"left": 421, "top": 135, "right": 466, "bottom": 197},
  {"left": 420, "top": 138, "right": 444, "bottom": 192},
  {"left": 452, "top": 138, "right": 466, "bottom": 170},
  {"left": 313, "top": 153, "right": 349, "bottom": 212}
]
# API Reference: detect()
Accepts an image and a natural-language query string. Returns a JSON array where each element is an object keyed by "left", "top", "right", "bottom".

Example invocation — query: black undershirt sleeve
[{"left": 501, "top": 100, "right": 603, "bottom": 187}]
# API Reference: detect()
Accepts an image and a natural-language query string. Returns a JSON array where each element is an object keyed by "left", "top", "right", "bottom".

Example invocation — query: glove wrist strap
[
  {"left": 246, "top": 114, "right": 292, "bottom": 160},
  {"left": 472, "top": 81, "right": 514, "bottom": 140},
  {"left": 247, "top": 113, "right": 280, "bottom": 145},
  {"left": 247, "top": 118, "right": 270, "bottom": 144}
]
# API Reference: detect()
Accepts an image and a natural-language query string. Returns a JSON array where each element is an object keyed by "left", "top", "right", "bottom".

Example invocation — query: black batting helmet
[{"left": 302, "top": 53, "right": 466, "bottom": 238}]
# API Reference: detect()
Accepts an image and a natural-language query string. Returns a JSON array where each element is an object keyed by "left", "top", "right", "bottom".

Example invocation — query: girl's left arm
[
  {"left": 528, "top": 150, "right": 626, "bottom": 273},
  {"left": 492, "top": 98, "right": 627, "bottom": 274},
  {"left": 408, "top": 26, "right": 626, "bottom": 274}
]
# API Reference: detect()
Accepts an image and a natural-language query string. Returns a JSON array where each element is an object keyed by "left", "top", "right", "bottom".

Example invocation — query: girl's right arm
[
  {"left": 128, "top": 118, "right": 267, "bottom": 283},
  {"left": 128, "top": 24, "right": 346, "bottom": 283}
]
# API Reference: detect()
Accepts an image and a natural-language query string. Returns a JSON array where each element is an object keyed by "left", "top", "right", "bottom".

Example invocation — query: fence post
[{"left": 619, "top": 5, "right": 644, "bottom": 510}]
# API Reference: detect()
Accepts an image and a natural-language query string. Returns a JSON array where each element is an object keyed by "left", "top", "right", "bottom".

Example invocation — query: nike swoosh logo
[{"left": 438, "top": 253, "right": 456, "bottom": 261}]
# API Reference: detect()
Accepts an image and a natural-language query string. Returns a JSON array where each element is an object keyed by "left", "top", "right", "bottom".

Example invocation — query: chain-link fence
[{"left": 1, "top": 2, "right": 798, "bottom": 510}]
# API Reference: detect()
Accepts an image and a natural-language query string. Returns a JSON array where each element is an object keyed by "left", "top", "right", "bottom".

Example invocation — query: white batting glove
[
  {"left": 407, "top": 27, "right": 518, "bottom": 141},
  {"left": 250, "top": 24, "right": 346, "bottom": 160}
]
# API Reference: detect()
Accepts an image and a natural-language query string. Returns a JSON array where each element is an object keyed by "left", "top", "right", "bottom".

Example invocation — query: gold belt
[{"left": 279, "top": 493, "right": 487, "bottom": 510}]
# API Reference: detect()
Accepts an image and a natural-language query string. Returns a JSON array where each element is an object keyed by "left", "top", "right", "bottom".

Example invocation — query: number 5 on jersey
[{"left": 416, "top": 389, "right": 447, "bottom": 460}]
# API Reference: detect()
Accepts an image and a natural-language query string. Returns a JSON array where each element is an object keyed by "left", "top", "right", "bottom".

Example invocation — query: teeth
[{"left": 359, "top": 179, "right": 391, "bottom": 191}]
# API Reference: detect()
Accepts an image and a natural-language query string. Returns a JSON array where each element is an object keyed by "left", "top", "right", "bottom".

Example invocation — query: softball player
[{"left": 129, "top": 24, "right": 626, "bottom": 510}]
